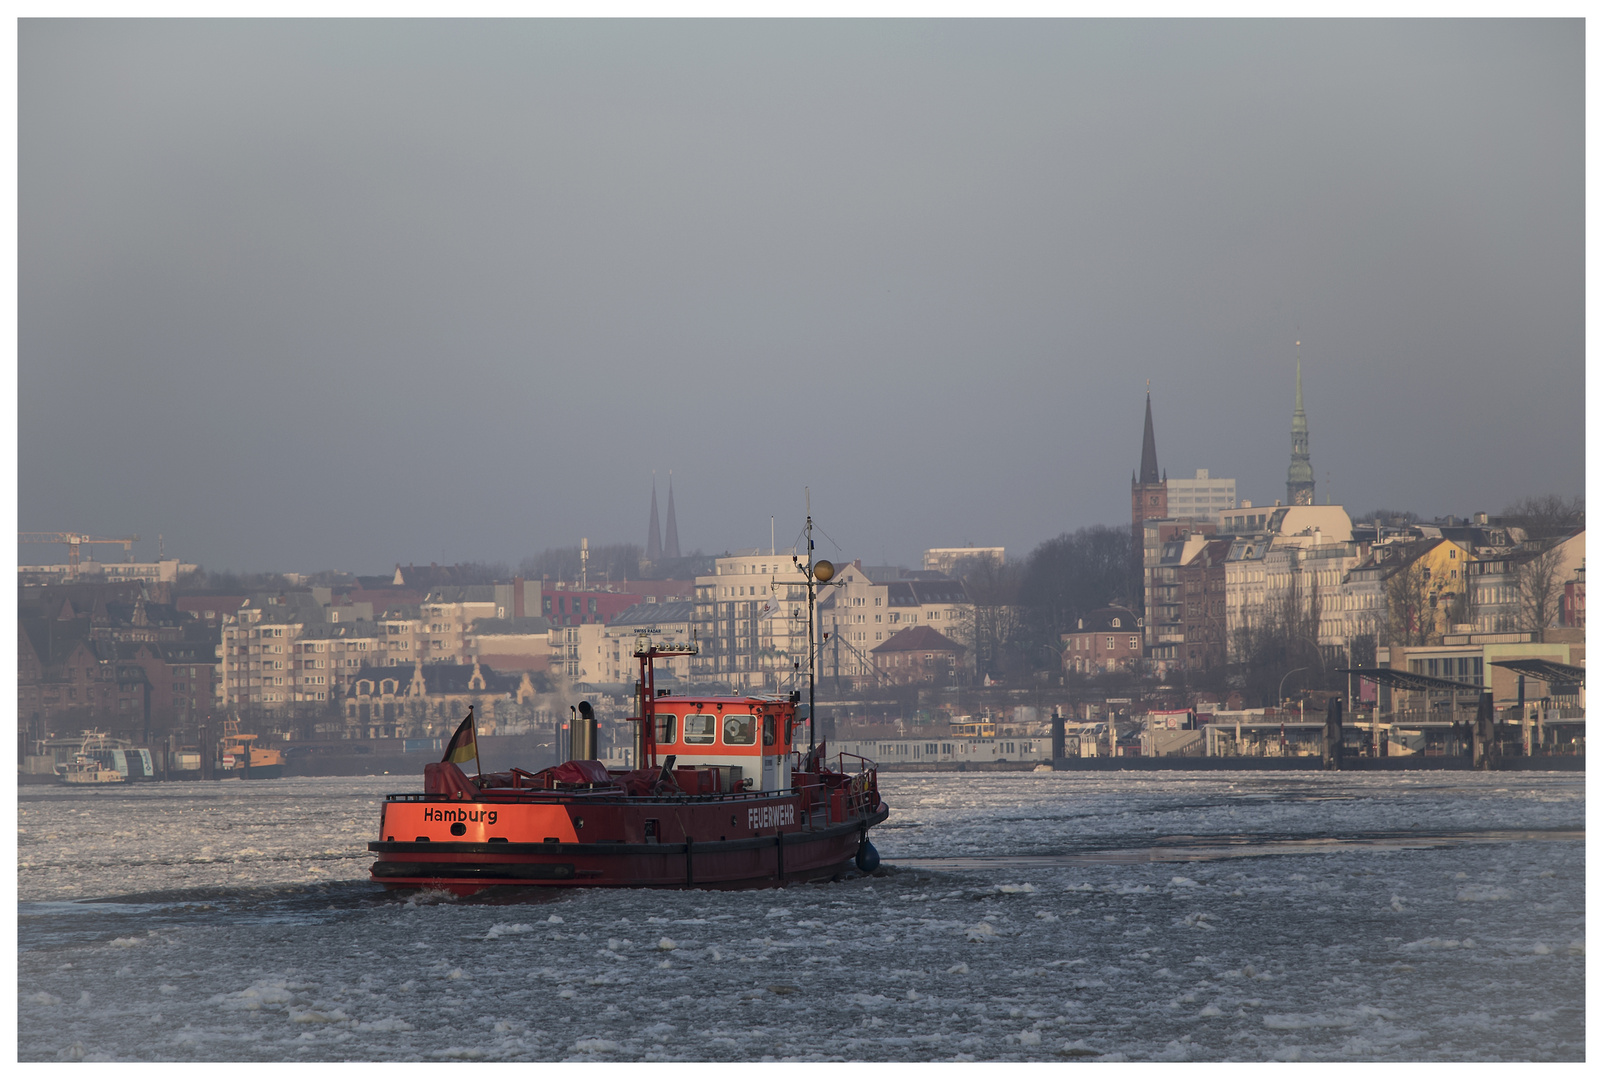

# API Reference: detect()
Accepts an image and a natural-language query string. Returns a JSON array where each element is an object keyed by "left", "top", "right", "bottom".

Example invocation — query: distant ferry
[{"left": 56, "top": 732, "right": 127, "bottom": 786}]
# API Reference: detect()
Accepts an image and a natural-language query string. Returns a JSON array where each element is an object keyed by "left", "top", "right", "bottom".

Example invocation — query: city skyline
[{"left": 19, "top": 21, "right": 1584, "bottom": 574}]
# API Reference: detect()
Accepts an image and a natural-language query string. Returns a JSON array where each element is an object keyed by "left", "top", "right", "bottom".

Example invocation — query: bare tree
[
  {"left": 1515, "top": 542, "right": 1567, "bottom": 641},
  {"left": 1384, "top": 558, "right": 1438, "bottom": 647},
  {"left": 1499, "top": 494, "right": 1584, "bottom": 540},
  {"left": 953, "top": 555, "right": 1023, "bottom": 681},
  {"left": 1230, "top": 565, "right": 1326, "bottom": 706},
  {"left": 1018, "top": 524, "right": 1133, "bottom": 648}
]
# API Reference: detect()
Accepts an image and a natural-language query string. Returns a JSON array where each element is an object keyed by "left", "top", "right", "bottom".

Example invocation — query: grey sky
[{"left": 19, "top": 20, "right": 1583, "bottom": 575}]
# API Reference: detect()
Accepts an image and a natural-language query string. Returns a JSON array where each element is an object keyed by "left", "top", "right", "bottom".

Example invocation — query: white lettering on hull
[{"left": 747, "top": 803, "right": 797, "bottom": 830}]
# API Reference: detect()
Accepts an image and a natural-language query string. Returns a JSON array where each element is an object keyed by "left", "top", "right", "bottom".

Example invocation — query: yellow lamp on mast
[{"left": 813, "top": 559, "right": 834, "bottom": 583}]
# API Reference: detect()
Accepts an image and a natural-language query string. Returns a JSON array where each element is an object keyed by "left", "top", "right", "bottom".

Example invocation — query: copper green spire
[{"left": 1287, "top": 343, "right": 1315, "bottom": 505}]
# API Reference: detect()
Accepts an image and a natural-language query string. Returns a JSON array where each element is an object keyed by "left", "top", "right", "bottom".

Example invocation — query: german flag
[{"left": 442, "top": 707, "right": 479, "bottom": 771}]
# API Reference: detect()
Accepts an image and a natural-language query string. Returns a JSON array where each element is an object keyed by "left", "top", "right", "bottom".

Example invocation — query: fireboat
[{"left": 368, "top": 509, "right": 888, "bottom": 893}]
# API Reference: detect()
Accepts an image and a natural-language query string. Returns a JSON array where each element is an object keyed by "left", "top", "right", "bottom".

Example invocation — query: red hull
[{"left": 370, "top": 790, "right": 888, "bottom": 895}]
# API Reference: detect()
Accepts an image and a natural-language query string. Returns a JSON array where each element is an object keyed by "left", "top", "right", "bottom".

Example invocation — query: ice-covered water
[{"left": 18, "top": 772, "right": 1584, "bottom": 1061}]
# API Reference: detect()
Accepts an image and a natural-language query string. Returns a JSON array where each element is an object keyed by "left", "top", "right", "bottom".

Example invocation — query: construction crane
[{"left": 18, "top": 533, "right": 141, "bottom": 578}]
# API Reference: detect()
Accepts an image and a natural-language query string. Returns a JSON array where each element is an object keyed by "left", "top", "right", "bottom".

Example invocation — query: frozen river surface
[{"left": 18, "top": 771, "right": 1585, "bottom": 1061}]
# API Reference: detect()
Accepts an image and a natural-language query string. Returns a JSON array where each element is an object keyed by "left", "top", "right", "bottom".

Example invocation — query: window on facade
[
  {"left": 1106, "top": 636, "right": 1115, "bottom": 649},
  {"left": 683, "top": 714, "right": 716, "bottom": 744},
  {"left": 1129, "top": 636, "right": 1139, "bottom": 649}
]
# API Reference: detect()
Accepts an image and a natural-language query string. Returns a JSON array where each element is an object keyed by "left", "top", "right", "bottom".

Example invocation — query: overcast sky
[{"left": 18, "top": 20, "right": 1583, "bottom": 575}]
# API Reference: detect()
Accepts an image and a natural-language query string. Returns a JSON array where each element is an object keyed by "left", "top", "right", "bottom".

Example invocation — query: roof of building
[
  {"left": 469, "top": 616, "right": 554, "bottom": 635},
  {"left": 885, "top": 579, "right": 970, "bottom": 606},
  {"left": 1073, "top": 606, "right": 1140, "bottom": 633},
  {"left": 346, "top": 661, "right": 524, "bottom": 698},
  {"left": 606, "top": 601, "right": 695, "bottom": 627},
  {"left": 870, "top": 625, "right": 967, "bottom": 655},
  {"left": 425, "top": 585, "right": 500, "bottom": 604}
]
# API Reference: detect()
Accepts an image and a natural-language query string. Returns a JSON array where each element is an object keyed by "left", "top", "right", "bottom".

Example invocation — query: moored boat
[
  {"left": 217, "top": 718, "right": 284, "bottom": 779},
  {"left": 56, "top": 732, "right": 128, "bottom": 786}
]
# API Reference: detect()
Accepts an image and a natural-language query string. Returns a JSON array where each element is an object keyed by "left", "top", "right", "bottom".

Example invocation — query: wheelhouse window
[
  {"left": 655, "top": 712, "right": 677, "bottom": 744},
  {"left": 683, "top": 714, "right": 717, "bottom": 745},
  {"left": 722, "top": 714, "right": 756, "bottom": 746},
  {"left": 762, "top": 714, "right": 776, "bottom": 746}
]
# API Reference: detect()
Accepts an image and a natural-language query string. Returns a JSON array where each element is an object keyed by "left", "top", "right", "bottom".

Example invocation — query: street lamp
[{"left": 1278, "top": 666, "right": 1308, "bottom": 708}]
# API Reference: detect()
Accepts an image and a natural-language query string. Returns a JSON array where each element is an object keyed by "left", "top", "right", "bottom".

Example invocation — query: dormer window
[{"left": 1111, "top": 618, "right": 1121, "bottom": 628}]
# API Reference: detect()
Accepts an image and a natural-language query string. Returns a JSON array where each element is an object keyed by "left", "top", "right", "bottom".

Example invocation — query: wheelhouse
[{"left": 649, "top": 694, "right": 796, "bottom": 793}]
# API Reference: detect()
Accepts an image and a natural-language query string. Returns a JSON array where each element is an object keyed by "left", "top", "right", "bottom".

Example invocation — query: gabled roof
[
  {"left": 870, "top": 625, "right": 966, "bottom": 654},
  {"left": 346, "top": 661, "right": 524, "bottom": 698}
]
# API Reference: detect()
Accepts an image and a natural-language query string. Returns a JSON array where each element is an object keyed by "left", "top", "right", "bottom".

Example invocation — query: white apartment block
[
  {"left": 923, "top": 547, "right": 1004, "bottom": 575},
  {"left": 1223, "top": 506, "right": 1359, "bottom": 658},
  {"left": 1166, "top": 469, "right": 1236, "bottom": 521},
  {"left": 220, "top": 586, "right": 530, "bottom": 714},
  {"left": 690, "top": 550, "right": 812, "bottom": 690}
]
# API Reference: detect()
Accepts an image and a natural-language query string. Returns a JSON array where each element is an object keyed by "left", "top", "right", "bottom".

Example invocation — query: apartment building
[
  {"left": 1165, "top": 469, "right": 1237, "bottom": 521},
  {"left": 1467, "top": 531, "right": 1586, "bottom": 634},
  {"left": 1223, "top": 505, "right": 1358, "bottom": 659},
  {"left": 689, "top": 550, "right": 811, "bottom": 691}
]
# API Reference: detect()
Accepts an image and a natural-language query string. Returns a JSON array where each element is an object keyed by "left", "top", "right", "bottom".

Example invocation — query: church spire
[
  {"left": 663, "top": 472, "right": 681, "bottom": 560},
  {"left": 1286, "top": 342, "right": 1315, "bottom": 505},
  {"left": 646, "top": 474, "right": 662, "bottom": 562},
  {"left": 1137, "top": 383, "right": 1160, "bottom": 485}
]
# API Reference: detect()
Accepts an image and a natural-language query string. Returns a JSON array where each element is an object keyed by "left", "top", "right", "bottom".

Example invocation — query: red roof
[{"left": 870, "top": 625, "right": 966, "bottom": 654}]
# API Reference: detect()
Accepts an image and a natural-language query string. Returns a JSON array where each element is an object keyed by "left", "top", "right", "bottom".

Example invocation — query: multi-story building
[
  {"left": 599, "top": 601, "right": 695, "bottom": 684},
  {"left": 870, "top": 625, "right": 967, "bottom": 685},
  {"left": 1145, "top": 535, "right": 1231, "bottom": 672},
  {"left": 923, "top": 547, "right": 1004, "bottom": 575},
  {"left": 1467, "top": 531, "right": 1586, "bottom": 635},
  {"left": 1217, "top": 502, "right": 1278, "bottom": 535},
  {"left": 1223, "top": 505, "right": 1358, "bottom": 658},
  {"left": 18, "top": 556, "right": 197, "bottom": 588},
  {"left": 1333, "top": 536, "right": 1467, "bottom": 648},
  {"left": 342, "top": 660, "right": 541, "bottom": 739},
  {"left": 689, "top": 550, "right": 811, "bottom": 691},
  {"left": 220, "top": 594, "right": 384, "bottom": 713},
  {"left": 1165, "top": 469, "right": 1237, "bottom": 521},
  {"left": 1563, "top": 561, "right": 1585, "bottom": 630},
  {"left": 818, "top": 563, "right": 973, "bottom": 687},
  {"left": 539, "top": 587, "right": 645, "bottom": 627},
  {"left": 1061, "top": 607, "right": 1143, "bottom": 674}
]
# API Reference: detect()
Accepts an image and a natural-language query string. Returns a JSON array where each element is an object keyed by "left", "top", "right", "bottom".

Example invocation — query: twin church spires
[{"left": 645, "top": 473, "right": 680, "bottom": 563}]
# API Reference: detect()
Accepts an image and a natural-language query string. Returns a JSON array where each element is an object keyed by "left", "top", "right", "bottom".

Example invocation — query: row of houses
[{"left": 1139, "top": 504, "right": 1584, "bottom": 674}]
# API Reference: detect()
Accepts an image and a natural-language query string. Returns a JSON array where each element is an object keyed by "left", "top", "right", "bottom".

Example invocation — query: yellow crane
[{"left": 18, "top": 532, "right": 140, "bottom": 578}]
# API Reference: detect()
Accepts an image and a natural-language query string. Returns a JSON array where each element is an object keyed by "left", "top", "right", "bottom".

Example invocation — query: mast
[{"left": 806, "top": 491, "right": 816, "bottom": 753}]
